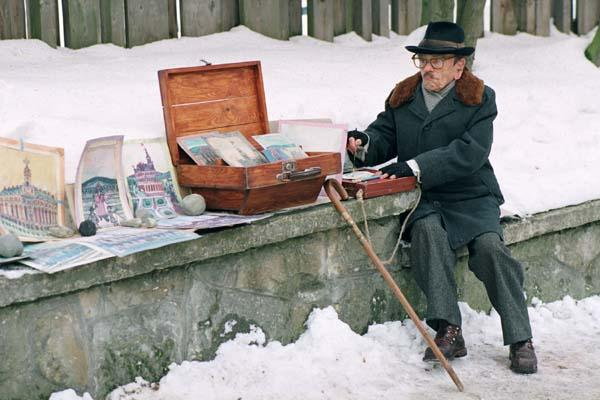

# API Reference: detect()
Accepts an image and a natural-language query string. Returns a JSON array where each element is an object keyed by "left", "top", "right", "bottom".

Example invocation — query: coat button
[
  {"left": 433, "top": 201, "right": 441, "bottom": 207},
  {"left": 424, "top": 124, "right": 432, "bottom": 130}
]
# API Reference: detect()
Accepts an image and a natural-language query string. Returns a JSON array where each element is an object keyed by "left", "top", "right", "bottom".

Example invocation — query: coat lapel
[{"left": 407, "top": 86, "right": 428, "bottom": 120}]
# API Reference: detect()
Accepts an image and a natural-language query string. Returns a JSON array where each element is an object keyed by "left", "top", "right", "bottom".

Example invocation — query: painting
[
  {"left": 74, "top": 136, "right": 133, "bottom": 228},
  {"left": 122, "top": 138, "right": 185, "bottom": 219},
  {"left": 0, "top": 138, "right": 66, "bottom": 241},
  {"left": 204, "top": 131, "right": 267, "bottom": 167},
  {"left": 176, "top": 132, "right": 220, "bottom": 166}
]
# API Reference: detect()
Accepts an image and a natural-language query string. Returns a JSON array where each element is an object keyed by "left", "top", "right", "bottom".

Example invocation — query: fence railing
[{"left": 0, "top": 0, "right": 599, "bottom": 49}]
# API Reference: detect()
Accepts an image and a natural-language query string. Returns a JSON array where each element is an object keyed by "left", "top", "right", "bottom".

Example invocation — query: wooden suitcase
[
  {"left": 342, "top": 170, "right": 417, "bottom": 199},
  {"left": 158, "top": 61, "right": 341, "bottom": 215}
]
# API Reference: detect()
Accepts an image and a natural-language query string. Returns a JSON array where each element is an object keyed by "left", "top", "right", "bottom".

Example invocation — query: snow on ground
[
  {"left": 50, "top": 295, "right": 600, "bottom": 400},
  {"left": 1, "top": 25, "right": 599, "bottom": 216}
]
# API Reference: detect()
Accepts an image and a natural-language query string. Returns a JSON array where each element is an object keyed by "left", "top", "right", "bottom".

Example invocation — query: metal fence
[{"left": 0, "top": 0, "right": 599, "bottom": 49}]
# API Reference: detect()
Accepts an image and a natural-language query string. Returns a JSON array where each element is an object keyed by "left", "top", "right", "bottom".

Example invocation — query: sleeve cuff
[{"left": 406, "top": 159, "right": 421, "bottom": 183}]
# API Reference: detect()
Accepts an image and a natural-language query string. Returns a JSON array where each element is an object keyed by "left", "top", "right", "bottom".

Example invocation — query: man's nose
[{"left": 422, "top": 62, "right": 434, "bottom": 72}]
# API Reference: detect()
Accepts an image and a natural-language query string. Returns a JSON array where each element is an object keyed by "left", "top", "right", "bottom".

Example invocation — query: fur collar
[{"left": 387, "top": 68, "right": 484, "bottom": 108}]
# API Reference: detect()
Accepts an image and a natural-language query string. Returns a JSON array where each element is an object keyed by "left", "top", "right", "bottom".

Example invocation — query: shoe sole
[{"left": 423, "top": 347, "right": 467, "bottom": 362}]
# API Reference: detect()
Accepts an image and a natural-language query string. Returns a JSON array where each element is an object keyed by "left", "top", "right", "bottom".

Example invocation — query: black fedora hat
[{"left": 405, "top": 21, "right": 474, "bottom": 56}]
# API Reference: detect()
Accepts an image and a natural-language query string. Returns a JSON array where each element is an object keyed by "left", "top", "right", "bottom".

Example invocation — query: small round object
[
  {"left": 0, "top": 233, "right": 24, "bottom": 258},
  {"left": 78, "top": 220, "right": 97, "bottom": 237},
  {"left": 135, "top": 208, "right": 155, "bottom": 219},
  {"left": 181, "top": 194, "right": 206, "bottom": 216}
]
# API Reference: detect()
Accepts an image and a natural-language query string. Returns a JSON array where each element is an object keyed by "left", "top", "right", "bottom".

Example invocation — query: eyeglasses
[{"left": 412, "top": 55, "right": 455, "bottom": 69}]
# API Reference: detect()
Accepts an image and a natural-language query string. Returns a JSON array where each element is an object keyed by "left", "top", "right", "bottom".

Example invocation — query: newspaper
[
  {"left": 155, "top": 212, "right": 272, "bottom": 230},
  {"left": 21, "top": 241, "right": 114, "bottom": 274},
  {"left": 78, "top": 227, "right": 200, "bottom": 257}
]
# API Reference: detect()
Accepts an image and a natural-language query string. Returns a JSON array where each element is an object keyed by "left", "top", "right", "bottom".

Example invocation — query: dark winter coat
[{"left": 355, "top": 69, "right": 504, "bottom": 249}]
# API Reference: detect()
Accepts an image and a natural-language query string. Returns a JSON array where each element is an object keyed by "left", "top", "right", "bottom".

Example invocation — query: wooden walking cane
[{"left": 324, "top": 178, "right": 464, "bottom": 392}]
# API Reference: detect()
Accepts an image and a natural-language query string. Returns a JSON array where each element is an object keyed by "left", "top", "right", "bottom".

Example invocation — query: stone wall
[{"left": 1, "top": 192, "right": 599, "bottom": 399}]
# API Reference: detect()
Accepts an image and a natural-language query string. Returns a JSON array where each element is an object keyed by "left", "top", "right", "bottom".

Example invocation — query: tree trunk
[
  {"left": 585, "top": 26, "right": 600, "bottom": 67},
  {"left": 457, "top": 0, "right": 485, "bottom": 69},
  {"left": 421, "top": 0, "right": 454, "bottom": 25}
]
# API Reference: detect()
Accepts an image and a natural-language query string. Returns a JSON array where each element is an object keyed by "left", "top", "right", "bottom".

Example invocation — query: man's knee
[{"left": 469, "top": 232, "right": 504, "bottom": 258}]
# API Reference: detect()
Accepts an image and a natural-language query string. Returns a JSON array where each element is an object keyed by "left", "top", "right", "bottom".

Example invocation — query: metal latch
[{"left": 277, "top": 161, "right": 321, "bottom": 182}]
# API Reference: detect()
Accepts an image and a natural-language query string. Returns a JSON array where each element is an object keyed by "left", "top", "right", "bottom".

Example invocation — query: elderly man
[{"left": 347, "top": 21, "right": 537, "bottom": 374}]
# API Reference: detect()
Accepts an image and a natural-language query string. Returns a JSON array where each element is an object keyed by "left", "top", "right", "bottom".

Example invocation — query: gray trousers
[{"left": 409, "top": 213, "right": 532, "bottom": 345}]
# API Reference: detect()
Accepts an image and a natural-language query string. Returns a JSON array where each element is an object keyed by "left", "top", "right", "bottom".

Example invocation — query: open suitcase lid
[{"left": 158, "top": 61, "right": 269, "bottom": 166}]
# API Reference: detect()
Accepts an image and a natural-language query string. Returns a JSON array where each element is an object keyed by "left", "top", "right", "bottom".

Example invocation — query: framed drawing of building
[
  {"left": 122, "top": 138, "right": 185, "bottom": 219},
  {"left": 0, "top": 138, "right": 66, "bottom": 241},
  {"left": 74, "top": 136, "right": 133, "bottom": 228}
]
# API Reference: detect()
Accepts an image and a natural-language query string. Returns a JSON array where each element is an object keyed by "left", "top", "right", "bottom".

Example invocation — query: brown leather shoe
[
  {"left": 423, "top": 324, "right": 467, "bottom": 362},
  {"left": 509, "top": 339, "right": 538, "bottom": 374}
]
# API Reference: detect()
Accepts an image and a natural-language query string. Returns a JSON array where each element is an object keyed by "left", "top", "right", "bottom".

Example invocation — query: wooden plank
[
  {"left": 577, "top": 0, "right": 600, "bottom": 35},
  {"left": 552, "top": 0, "right": 571, "bottom": 33},
  {"left": 422, "top": 0, "right": 454, "bottom": 24},
  {"left": 333, "top": 0, "right": 347, "bottom": 35},
  {"left": 491, "top": 0, "right": 518, "bottom": 35},
  {"left": 28, "top": 0, "right": 60, "bottom": 47},
  {"left": 457, "top": 0, "right": 484, "bottom": 40},
  {"left": 166, "top": 68, "right": 258, "bottom": 104},
  {"left": 180, "top": 0, "right": 238, "bottom": 37},
  {"left": 372, "top": 0, "right": 390, "bottom": 37},
  {"left": 62, "top": 0, "right": 102, "bottom": 49},
  {"left": 100, "top": 0, "right": 126, "bottom": 46},
  {"left": 239, "top": 0, "right": 290, "bottom": 40},
  {"left": 535, "top": 0, "right": 550, "bottom": 36},
  {"left": 391, "top": 0, "right": 406, "bottom": 34},
  {"left": 0, "top": 0, "right": 26, "bottom": 39},
  {"left": 125, "top": 0, "right": 171, "bottom": 47},
  {"left": 172, "top": 97, "right": 262, "bottom": 134},
  {"left": 517, "top": 0, "right": 535, "bottom": 34},
  {"left": 290, "top": 0, "right": 302, "bottom": 36},
  {"left": 308, "top": 0, "right": 335, "bottom": 42},
  {"left": 352, "top": 0, "right": 372, "bottom": 41}
]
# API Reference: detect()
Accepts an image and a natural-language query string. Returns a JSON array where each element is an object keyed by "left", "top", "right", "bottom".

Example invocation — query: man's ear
[{"left": 454, "top": 57, "right": 466, "bottom": 80}]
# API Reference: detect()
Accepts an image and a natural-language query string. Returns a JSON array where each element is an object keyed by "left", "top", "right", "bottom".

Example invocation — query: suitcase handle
[{"left": 277, "top": 166, "right": 321, "bottom": 182}]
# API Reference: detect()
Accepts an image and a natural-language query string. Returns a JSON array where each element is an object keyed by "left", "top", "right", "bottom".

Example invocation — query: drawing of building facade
[
  {"left": 128, "top": 144, "right": 177, "bottom": 218},
  {"left": 0, "top": 159, "right": 58, "bottom": 235}
]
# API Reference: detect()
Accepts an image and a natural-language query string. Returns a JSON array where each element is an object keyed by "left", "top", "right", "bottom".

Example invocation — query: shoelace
[{"left": 435, "top": 326, "right": 461, "bottom": 346}]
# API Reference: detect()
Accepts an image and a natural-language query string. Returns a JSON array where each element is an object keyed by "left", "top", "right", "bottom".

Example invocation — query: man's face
[{"left": 415, "top": 54, "right": 465, "bottom": 92}]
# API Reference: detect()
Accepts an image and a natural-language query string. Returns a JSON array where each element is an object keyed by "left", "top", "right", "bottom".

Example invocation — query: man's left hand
[{"left": 379, "top": 162, "right": 413, "bottom": 179}]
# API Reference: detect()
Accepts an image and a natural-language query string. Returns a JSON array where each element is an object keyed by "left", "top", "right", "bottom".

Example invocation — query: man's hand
[
  {"left": 379, "top": 162, "right": 413, "bottom": 179},
  {"left": 347, "top": 129, "right": 369, "bottom": 154}
]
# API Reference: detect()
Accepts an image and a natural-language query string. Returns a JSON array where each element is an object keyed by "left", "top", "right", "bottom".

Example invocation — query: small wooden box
[
  {"left": 342, "top": 172, "right": 417, "bottom": 199},
  {"left": 158, "top": 61, "right": 341, "bottom": 215}
]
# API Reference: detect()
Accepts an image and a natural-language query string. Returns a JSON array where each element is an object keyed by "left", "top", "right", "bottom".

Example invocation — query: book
[
  {"left": 176, "top": 132, "right": 220, "bottom": 166},
  {"left": 252, "top": 133, "right": 307, "bottom": 162},
  {"left": 342, "top": 170, "right": 382, "bottom": 183},
  {"left": 203, "top": 131, "right": 267, "bottom": 167}
]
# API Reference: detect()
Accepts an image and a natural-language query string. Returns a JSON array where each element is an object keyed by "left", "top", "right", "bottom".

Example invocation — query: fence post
[
  {"left": 491, "top": 0, "right": 518, "bottom": 35},
  {"left": 576, "top": 0, "right": 600, "bottom": 35},
  {"left": 372, "top": 0, "right": 390, "bottom": 37},
  {"left": 353, "top": 0, "right": 372, "bottom": 41},
  {"left": 125, "top": 0, "right": 176, "bottom": 47},
  {"left": 290, "top": 0, "right": 302, "bottom": 36},
  {"left": 391, "top": 0, "right": 421, "bottom": 35},
  {"left": 0, "top": 0, "right": 26, "bottom": 39},
  {"left": 517, "top": 0, "right": 535, "bottom": 34},
  {"left": 100, "top": 0, "right": 126, "bottom": 46},
  {"left": 535, "top": 0, "right": 550, "bottom": 36},
  {"left": 180, "top": 0, "right": 239, "bottom": 37},
  {"left": 422, "top": 0, "right": 454, "bottom": 24},
  {"left": 333, "top": 0, "right": 347, "bottom": 35},
  {"left": 239, "top": 0, "right": 290, "bottom": 40},
  {"left": 308, "top": 0, "right": 334, "bottom": 42},
  {"left": 62, "top": 0, "right": 102, "bottom": 49},
  {"left": 27, "top": 0, "right": 60, "bottom": 47},
  {"left": 551, "top": 0, "right": 571, "bottom": 33}
]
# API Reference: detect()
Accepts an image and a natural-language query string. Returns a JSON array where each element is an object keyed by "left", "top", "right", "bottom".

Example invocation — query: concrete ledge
[{"left": 0, "top": 191, "right": 419, "bottom": 308}]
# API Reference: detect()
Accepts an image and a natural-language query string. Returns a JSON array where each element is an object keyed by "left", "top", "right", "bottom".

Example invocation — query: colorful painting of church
[
  {"left": 0, "top": 159, "right": 59, "bottom": 239},
  {"left": 81, "top": 176, "right": 126, "bottom": 227},
  {"left": 126, "top": 144, "right": 180, "bottom": 219}
]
